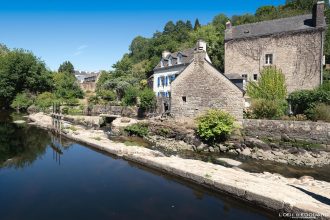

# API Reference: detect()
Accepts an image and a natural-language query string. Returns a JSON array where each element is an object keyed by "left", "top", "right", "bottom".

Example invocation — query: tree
[
  {"left": 255, "top": 6, "right": 278, "bottom": 21},
  {"left": 212, "top": 14, "right": 229, "bottom": 31},
  {"left": 194, "top": 19, "right": 201, "bottom": 31},
  {"left": 0, "top": 49, "right": 53, "bottom": 108},
  {"left": 53, "top": 72, "right": 83, "bottom": 101},
  {"left": 58, "top": 61, "right": 74, "bottom": 74},
  {"left": 163, "top": 21, "right": 176, "bottom": 34},
  {"left": 10, "top": 92, "right": 34, "bottom": 112},
  {"left": 122, "top": 86, "right": 139, "bottom": 106},
  {"left": 186, "top": 20, "right": 193, "bottom": 31},
  {"left": 35, "top": 92, "right": 56, "bottom": 110},
  {"left": 247, "top": 67, "right": 287, "bottom": 100},
  {"left": 139, "top": 88, "right": 156, "bottom": 110}
]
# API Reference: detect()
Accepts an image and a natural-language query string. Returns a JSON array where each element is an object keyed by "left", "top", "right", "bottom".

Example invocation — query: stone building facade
[
  {"left": 224, "top": 1, "right": 327, "bottom": 93},
  {"left": 171, "top": 51, "right": 244, "bottom": 120}
]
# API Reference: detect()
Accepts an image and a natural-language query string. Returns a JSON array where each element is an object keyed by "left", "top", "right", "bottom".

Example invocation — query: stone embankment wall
[
  {"left": 243, "top": 119, "right": 330, "bottom": 144},
  {"left": 80, "top": 82, "right": 96, "bottom": 92}
]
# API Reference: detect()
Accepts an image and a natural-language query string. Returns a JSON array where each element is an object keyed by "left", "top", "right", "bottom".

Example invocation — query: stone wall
[
  {"left": 171, "top": 51, "right": 244, "bottom": 120},
  {"left": 80, "top": 82, "right": 96, "bottom": 92},
  {"left": 243, "top": 119, "right": 330, "bottom": 144},
  {"left": 225, "top": 30, "right": 323, "bottom": 93}
]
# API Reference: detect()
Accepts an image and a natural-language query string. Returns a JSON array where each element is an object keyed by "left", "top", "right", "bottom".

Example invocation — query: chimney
[
  {"left": 196, "top": 39, "right": 207, "bottom": 52},
  {"left": 312, "top": 1, "right": 325, "bottom": 27},
  {"left": 162, "top": 51, "right": 171, "bottom": 58},
  {"left": 226, "top": 21, "right": 232, "bottom": 29}
]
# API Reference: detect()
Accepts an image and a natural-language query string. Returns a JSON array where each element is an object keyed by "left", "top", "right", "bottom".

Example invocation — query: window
[
  {"left": 265, "top": 54, "right": 273, "bottom": 65},
  {"left": 165, "top": 76, "right": 168, "bottom": 86},
  {"left": 177, "top": 54, "right": 182, "bottom": 64},
  {"left": 160, "top": 59, "right": 164, "bottom": 67},
  {"left": 182, "top": 96, "right": 187, "bottom": 102},
  {"left": 242, "top": 74, "right": 247, "bottom": 80},
  {"left": 157, "top": 77, "right": 160, "bottom": 87},
  {"left": 168, "top": 57, "right": 172, "bottom": 66},
  {"left": 170, "top": 75, "right": 175, "bottom": 84},
  {"left": 253, "top": 74, "right": 258, "bottom": 81}
]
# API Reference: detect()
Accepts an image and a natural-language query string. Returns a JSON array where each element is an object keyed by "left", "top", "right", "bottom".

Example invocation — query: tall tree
[
  {"left": 186, "top": 20, "right": 193, "bottom": 30},
  {"left": 58, "top": 61, "right": 74, "bottom": 74},
  {"left": 194, "top": 19, "right": 201, "bottom": 31},
  {"left": 163, "top": 21, "right": 176, "bottom": 34}
]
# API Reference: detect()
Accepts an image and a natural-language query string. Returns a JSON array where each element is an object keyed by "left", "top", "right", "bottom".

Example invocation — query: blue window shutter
[
  {"left": 165, "top": 76, "right": 168, "bottom": 86},
  {"left": 157, "top": 77, "right": 160, "bottom": 87}
]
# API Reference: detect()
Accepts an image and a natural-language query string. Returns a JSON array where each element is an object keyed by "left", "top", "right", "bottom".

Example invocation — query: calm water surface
[{"left": 0, "top": 111, "right": 278, "bottom": 220}]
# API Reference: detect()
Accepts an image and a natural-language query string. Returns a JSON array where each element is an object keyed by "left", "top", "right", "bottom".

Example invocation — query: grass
[
  {"left": 91, "top": 136, "right": 102, "bottom": 141},
  {"left": 68, "top": 126, "right": 78, "bottom": 131},
  {"left": 204, "top": 173, "right": 212, "bottom": 178}
]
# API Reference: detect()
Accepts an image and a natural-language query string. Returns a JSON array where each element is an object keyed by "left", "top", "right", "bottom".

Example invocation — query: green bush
[
  {"left": 124, "top": 123, "right": 149, "bottom": 137},
  {"left": 97, "top": 89, "right": 116, "bottom": 101},
  {"left": 122, "top": 86, "right": 139, "bottom": 106},
  {"left": 139, "top": 88, "right": 156, "bottom": 110},
  {"left": 62, "top": 106, "right": 69, "bottom": 115},
  {"left": 288, "top": 89, "right": 330, "bottom": 115},
  {"left": 196, "top": 109, "right": 235, "bottom": 143},
  {"left": 306, "top": 103, "right": 330, "bottom": 122},
  {"left": 251, "top": 99, "right": 287, "bottom": 119},
  {"left": 35, "top": 92, "right": 56, "bottom": 110},
  {"left": 10, "top": 92, "right": 34, "bottom": 111},
  {"left": 247, "top": 66, "right": 287, "bottom": 100}
]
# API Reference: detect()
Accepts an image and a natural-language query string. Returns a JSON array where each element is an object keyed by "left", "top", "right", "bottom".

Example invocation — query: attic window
[
  {"left": 168, "top": 57, "right": 172, "bottom": 66},
  {"left": 177, "top": 54, "right": 182, "bottom": 64},
  {"left": 160, "top": 59, "right": 164, "bottom": 67}
]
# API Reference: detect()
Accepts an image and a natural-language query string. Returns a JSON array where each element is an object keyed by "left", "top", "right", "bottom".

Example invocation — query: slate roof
[
  {"left": 154, "top": 48, "right": 195, "bottom": 70},
  {"left": 225, "top": 14, "right": 326, "bottom": 41}
]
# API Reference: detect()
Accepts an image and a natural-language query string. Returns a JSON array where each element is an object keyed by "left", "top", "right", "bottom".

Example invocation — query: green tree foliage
[
  {"left": 53, "top": 71, "right": 84, "bottom": 101},
  {"left": 194, "top": 19, "right": 201, "bottom": 30},
  {"left": 122, "top": 86, "right": 139, "bottom": 106},
  {"left": 10, "top": 92, "right": 34, "bottom": 111},
  {"left": 255, "top": 6, "right": 279, "bottom": 21},
  {"left": 196, "top": 109, "right": 235, "bottom": 144},
  {"left": 35, "top": 92, "right": 56, "bottom": 110},
  {"left": 58, "top": 61, "right": 74, "bottom": 74},
  {"left": 247, "top": 67, "right": 287, "bottom": 100},
  {"left": 139, "top": 88, "right": 156, "bottom": 110},
  {"left": 0, "top": 49, "right": 53, "bottom": 108}
]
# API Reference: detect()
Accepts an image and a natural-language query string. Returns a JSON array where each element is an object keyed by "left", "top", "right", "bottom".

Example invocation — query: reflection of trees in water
[{"left": 0, "top": 118, "right": 51, "bottom": 169}]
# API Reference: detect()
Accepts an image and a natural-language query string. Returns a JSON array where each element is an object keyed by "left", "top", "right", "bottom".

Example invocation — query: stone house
[
  {"left": 224, "top": 1, "right": 327, "bottom": 93},
  {"left": 151, "top": 40, "right": 244, "bottom": 120},
  {"left": 170, "top": 51, "right": 244, "bottom": 120}
]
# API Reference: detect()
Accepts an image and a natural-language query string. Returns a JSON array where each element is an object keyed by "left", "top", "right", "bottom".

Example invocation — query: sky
[{"left": 0, "top": 0, "right": 285, "bottom": 72}]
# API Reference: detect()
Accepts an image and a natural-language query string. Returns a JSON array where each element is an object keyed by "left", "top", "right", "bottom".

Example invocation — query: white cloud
[
  {"left": 73, "top": 44, "right": 88, "bottom": 56},
  {"left": 77, "top": 44, "right": 88, "bottom": 50}
]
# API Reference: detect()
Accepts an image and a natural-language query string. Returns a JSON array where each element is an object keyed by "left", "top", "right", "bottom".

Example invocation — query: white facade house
[{"left": 152, "top": 40, "right": 211, "bottom": 98}]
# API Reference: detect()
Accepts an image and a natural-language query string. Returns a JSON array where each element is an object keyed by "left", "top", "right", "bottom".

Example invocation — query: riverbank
[{"left": 29, "top": 113, "right": 330, "bottom": 219}]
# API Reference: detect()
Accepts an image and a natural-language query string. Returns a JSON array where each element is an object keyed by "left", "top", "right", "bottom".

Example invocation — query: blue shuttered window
[{"left": 157, "top": 77, "right": 160, "bottom": 87}]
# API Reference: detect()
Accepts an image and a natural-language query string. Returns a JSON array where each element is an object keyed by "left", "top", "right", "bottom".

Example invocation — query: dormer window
[
  {"left": 168, "top": 57, "right": 172, "bottom": 66},
  {"left": 177, "top": 54, "right": 182, "bottom": 64},
  {"left": 160, "top": 59, "right": 164, "bottom": 67}
]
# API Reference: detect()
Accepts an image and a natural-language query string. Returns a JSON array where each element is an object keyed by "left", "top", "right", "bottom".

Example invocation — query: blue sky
[{"left": 0, "top": 0, "right": 285, "bottom": 71}]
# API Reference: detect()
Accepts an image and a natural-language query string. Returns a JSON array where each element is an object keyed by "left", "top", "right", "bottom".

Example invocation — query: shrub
[
  {"left": 35, "top": 92, "right": 56, "bottom": 110},
  {"left": 307, "top": 103, "right": 330, "bottom": 122},
  {"left": 88, "top": 95, "right": 101, "bottom": 105},
  {"left": 196, "top": 109, "right": 235, "bottom": 144},
  {"left": 124, "top": 123, "right": 149, "bottom": 137},
  {"left": 251, "top": 99, "right": 287, "bottom": 119},
  {"left": 139, "top": 88, "right": 156, "bottom": 110},
  {"left": 280, "top": 114, "right": 307, "bottom": 121},
  {"left": 288, "top": 89, "right": 330, "bottom": 115},
  {"left": 62, "top": 106, "right": 69, "bottom": 114},
  {"left": 97, "top": 89, "right": 116, "bottom": 101},
  {"left": 247, "top": 66, "right": 287, "bottom": 100},
  {"left": 122, "top": 86, "right": 139, "bottom": 106},
  {"left": 10, "top": 92, "right": 34, "bottom": 111}
]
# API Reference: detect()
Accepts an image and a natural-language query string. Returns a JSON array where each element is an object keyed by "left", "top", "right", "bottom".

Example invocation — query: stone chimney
[
  {"left": 196, "top": 39, "right": 207, "bottom": 52},
  {"left": 162, "top": 51, "right": 171, "bottom": 58},
  {"left": 226, "top": 21, "right": 232, "bottom": 29},
  {"left": 312, "top": 1, "right": 325, "bottom": 27}
]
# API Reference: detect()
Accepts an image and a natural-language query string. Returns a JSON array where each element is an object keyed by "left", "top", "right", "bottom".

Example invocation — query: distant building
[
  {"left": 74, "top": 71, "right": 100, "bottom": 83},
  {"left": 224, "top": 1, "right": 327, "bottom": 93}
]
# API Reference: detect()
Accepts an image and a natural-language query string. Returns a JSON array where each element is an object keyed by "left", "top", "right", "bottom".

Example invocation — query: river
[{"left": 0, "top": 111, "right": 278, "bottom": 220}]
